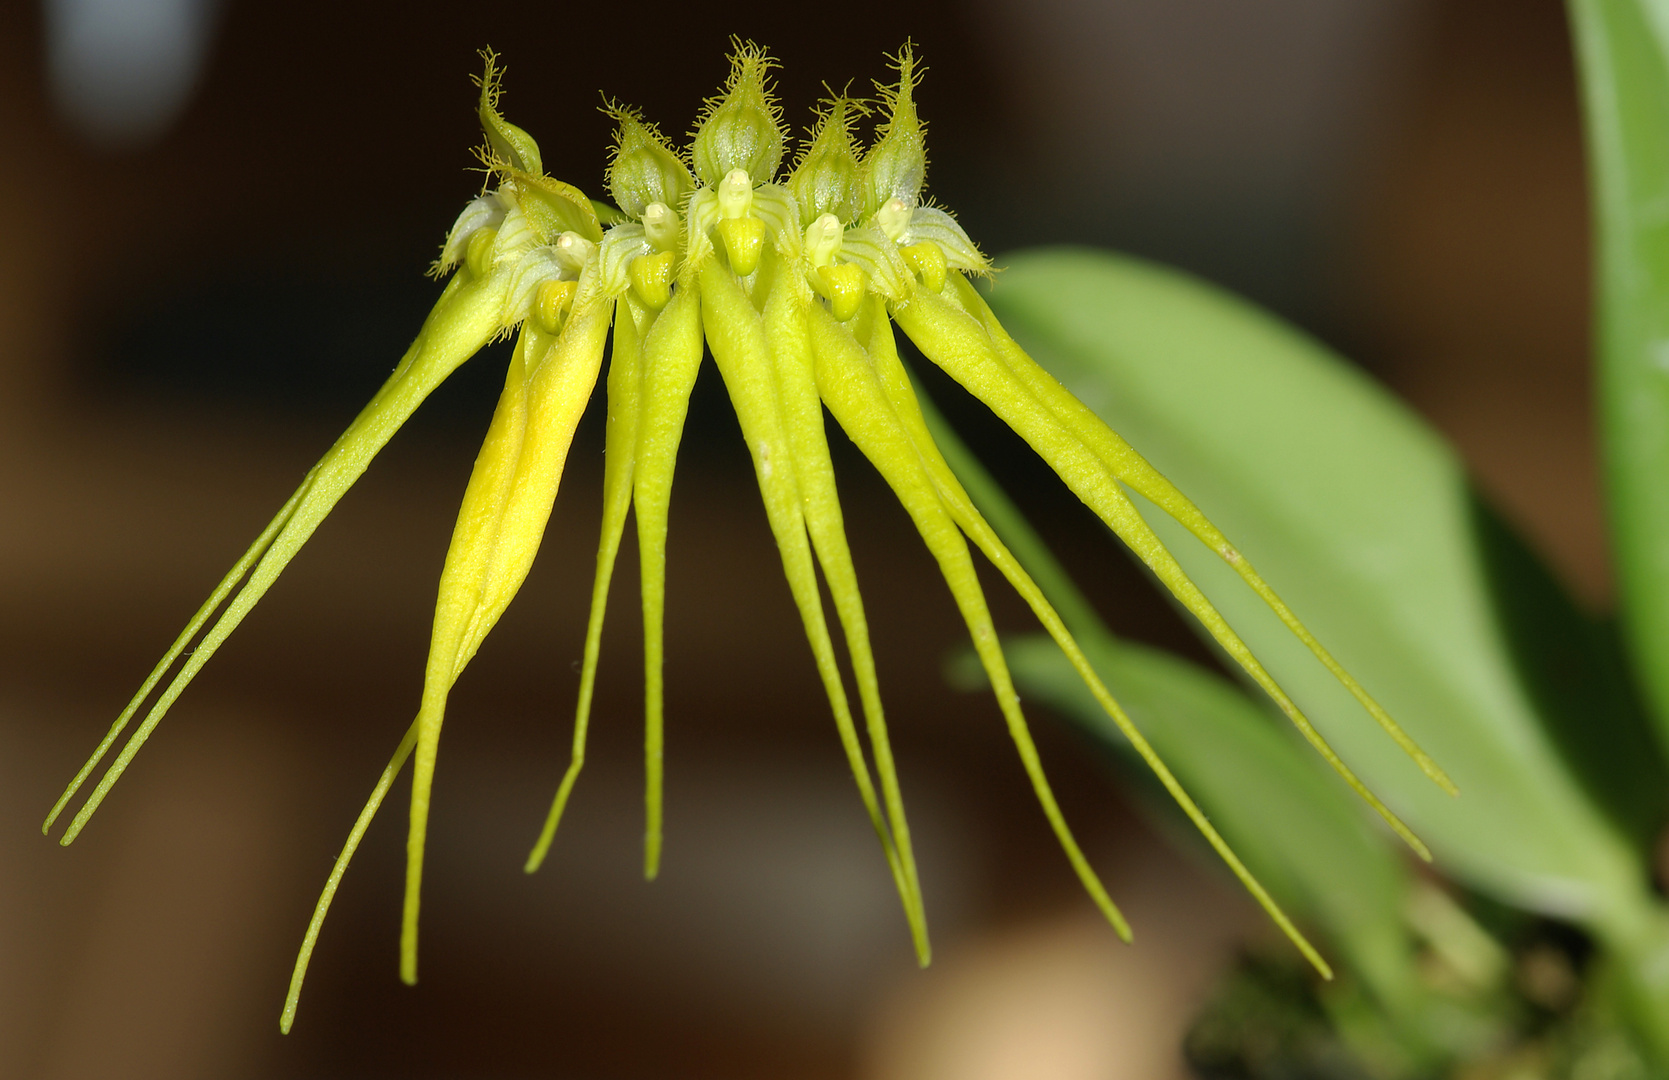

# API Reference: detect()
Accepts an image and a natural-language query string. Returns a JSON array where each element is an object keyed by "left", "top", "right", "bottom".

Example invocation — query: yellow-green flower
[{"left": 43, "top": 43, "right": 1455, "bottom": 1032}]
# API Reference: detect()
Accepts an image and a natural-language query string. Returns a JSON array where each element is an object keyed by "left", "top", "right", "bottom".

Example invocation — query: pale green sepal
[
  {"left": 501, "top": 247, "right": 568, "bottom": 326},
  {"left": 605, "top": 105, "right": 694, "bottom": 220},
  {"left": 476, "top": 50, "right": 542, "bottom": 176},
  {"left": 859, "top": 46, "right": 926, "bottom": 219},
  {"left": 594, "top": 224, "right": 652, "bottom": 301},
  {"left": 683, "top": 187, "right": 719, "bottom": 269},
  {"left": 789, "top": 97, "right": 865, "bottom": 226},
  {"left": 838, "top": 227, "right": 913, "bottom": 301},
  {"left": 750, "top": 185, "right": 802, "bottom": 256},
  {"left": 503, "top": 170, "right": 604, "bottom": 244},
  {"left": 438, "top": 193, "right": 508, "bottom": 273},
  {"left": 491, "top": 206, "right": 537, "bottom": 267},
  {"left": 690, "top": 41, "right": 785, "bottom": 186},
  {"left": 906, "top": 207, "right": 988, "bottom": 273},
  {"left": 483, "top": 117, "right": 542, "bottom": 179}
]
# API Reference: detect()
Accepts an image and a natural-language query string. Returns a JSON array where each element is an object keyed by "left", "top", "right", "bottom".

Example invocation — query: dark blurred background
[{"left": 0, "top": 0, "right": 1598, "bottom": 1076}]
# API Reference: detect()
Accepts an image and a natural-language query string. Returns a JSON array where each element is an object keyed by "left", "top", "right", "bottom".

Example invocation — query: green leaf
[
  {"left": 1467, "top": 495, "right": 1666, "bottom": 851},
  {"left": 1569, "top": 0, "right": 1669, "bottom": 753},
  {"left": 981, "top": 248, "right": 1653, "bottom": 943}
]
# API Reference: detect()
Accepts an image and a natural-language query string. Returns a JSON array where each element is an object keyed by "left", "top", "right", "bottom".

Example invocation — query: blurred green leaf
[
  {"left": 1569, "top": 0, "right": 1669, "bottom": 754},
  {"left": 981, "top": 248, "right": 1653, "bottom": 944},
  {"left": 1467, "top": 494, "right": 1666, "bottom": 851},
  {"left": 1571, "top": 4, "right": 1669, "bottom": 1051}
]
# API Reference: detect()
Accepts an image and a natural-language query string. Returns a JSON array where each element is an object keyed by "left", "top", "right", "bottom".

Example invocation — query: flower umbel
[{"left": 44, "top": 43, "right": 1455, "bottom": 1031}]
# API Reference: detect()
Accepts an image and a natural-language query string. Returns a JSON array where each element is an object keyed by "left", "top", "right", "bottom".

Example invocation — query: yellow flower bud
[{"left": 501, "top": 172, "right": 603, "bottom": 245}]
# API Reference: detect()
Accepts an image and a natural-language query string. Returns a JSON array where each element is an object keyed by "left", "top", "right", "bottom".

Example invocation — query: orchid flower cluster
[{"left": 43, "top": 43, "right": 1453, "bottom": 1031}]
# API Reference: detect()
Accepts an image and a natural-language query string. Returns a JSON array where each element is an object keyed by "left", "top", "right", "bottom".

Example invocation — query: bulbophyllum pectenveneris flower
[{"left": 43, "top": 43, "right": 1455, "bottom": 1031}]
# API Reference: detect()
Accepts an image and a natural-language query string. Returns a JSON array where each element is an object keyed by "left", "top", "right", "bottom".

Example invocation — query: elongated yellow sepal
[
  {"left": 807, "top": 296, "right": 1133, "bottom": 943},
  {"left": 950, "top": 275, "right": 1456, "bottom": 799},
  {"left": 281, "top": 719, "right": 419, "bottom": 1033},
  {"left": 762, "top": 254, "right": 929, "bottom": 956},
  {"left": 401, "top": 299, "right": 611, "bottom": 984},
  {"left": 627, "top": 282, "right": 706, "bottom": 877},
  {"left": 524, "top": 280, "right": 706, "bottom": 879},
  {"left": 524, "top": 296, "right": 645, "bottom": 875},
  {"left": 840, "top": 295, "right": 1332, "bottom": 976},
  {"left": 701, "top": 254, "right": 929, "bottom": 963}
]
